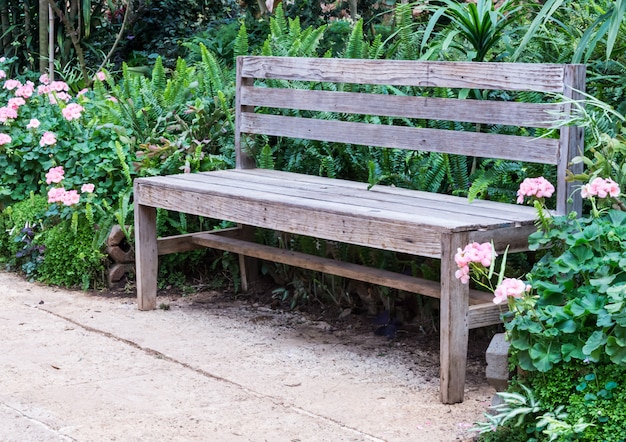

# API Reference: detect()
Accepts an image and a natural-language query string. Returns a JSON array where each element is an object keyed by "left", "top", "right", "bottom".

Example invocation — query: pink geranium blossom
[
  {"left": 46, "top": 166, "right": 64, "bottom": 184},
  {"left": 50, "top": 80, "right": 69, "bottom": 92},
  {"left": 40, "top": 131, "right": 57, "bottom": 147},
  {"left": 39, "top": 73, "right": 50, "bottom": 85},
  {"left": 95, "top": 71, "right": 106, "bottom": 81},
  {"left": 493, "top": 278, "right": 530, "bottom": 305},
  {"left": 61, "top": 189, "right": 80, "bottom": 206},
  {"left": 0, "top": 70, "right": 5, "bottom": 79},
  {"left": 0, "top": 133, "right": 11, "bottom": 145},
  {"left": 516, "top": 177, "right": 555, "bottom": 204},
  {"left": 15, "top": 81, "right": 34, "bottom": 98},
  {"left": 0, "top": 106, "right": 17, "bottom": 122},
  {"left": 62, "top": 103, "right": 84, "bottom": 121},
  {"left": 26, "top": 118, "right": 40, "bottom": 129},
  {"left": 47, "top": 187, "right": 66, "bottom": 203},
  {"left": 81, "top": 183, "right": 95, "bottom": 193},
  {"left": 37, "top": 84, "right": 51, "bottom": 95},
  {"left": 48, "top": 92, "right": 72, "bottom": 104},
  {"left": 3, "top": 79, "right": 21, "bottom": 90},
  {"left": 7, "top": 97, "right": 25, "bottom": 110},
  {"left": 454, "top": 242, "right": 495, "bottom": 284},
  {"left": 580, "top": 177, "right": 620, "bottom": 199}
]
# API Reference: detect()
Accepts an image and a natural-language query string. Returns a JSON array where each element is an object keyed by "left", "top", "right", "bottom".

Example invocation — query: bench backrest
[{"left": 235, "top": 56, "right": 586, "bottom": 215}]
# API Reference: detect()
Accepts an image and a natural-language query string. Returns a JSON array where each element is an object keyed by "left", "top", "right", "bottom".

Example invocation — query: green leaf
[
  {"left": 562, "top": 343, "right": 584, "bottom": 362},
  {"left": 582, "top": 330, "right": 607, "bottom": 359},
  {"left": 556, "top": 319, "right": 577, "bottom": 333},
  {"left": 529, "top": 341, "right": 561, "bottom": 372},
  {"left": 606, "top": 336, "right": 626, "bottom": 364}
]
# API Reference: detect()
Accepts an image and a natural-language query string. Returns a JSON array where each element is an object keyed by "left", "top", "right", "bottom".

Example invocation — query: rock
[{"left": 485, "top": 333, "right": 510, "bottom": 392}]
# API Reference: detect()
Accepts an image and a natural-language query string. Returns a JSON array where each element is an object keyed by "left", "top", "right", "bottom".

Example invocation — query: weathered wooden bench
[{"left": 133, "top": 56, "right": 585, "bottom": 404}]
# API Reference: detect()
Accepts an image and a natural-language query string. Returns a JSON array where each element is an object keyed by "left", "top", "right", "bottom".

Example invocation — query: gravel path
[{"left": 0, "top": 271, "right": 494, "bottom": 441}]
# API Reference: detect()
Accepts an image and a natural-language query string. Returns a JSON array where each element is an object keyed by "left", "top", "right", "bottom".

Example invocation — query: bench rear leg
[
  {"left": 440, "top": 232, "right": 470, "bottom": 404},
  {"left": 237, "top": 224, "right": 260, "bottom": 293},
  {"left": 134, "top": 203, "right": 158, "bottom": 310}
]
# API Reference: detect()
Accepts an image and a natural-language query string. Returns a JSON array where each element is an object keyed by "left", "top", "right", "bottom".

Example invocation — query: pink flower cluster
[
  {"left": 40, "top": 131, "right": 57, "bottom": 147},
  {"left": 46, "top": 166, "right": 94, "bottom": 207},
  {"left": 62, "top": 103, "right": 84, "bottom": 121},
  {"left": 46, "top": 166, "right": 65, "bottom": 184},
  {"left": 581, "top": 177, "right": 620, "bottom": 199},
  {"left": 516, "top": 177, "right": 555, "bottom": 204},
  {"left": 454, "top": 242, "right": 495, "bottom": 284},
  {"left": 0, "top": 133, "right": 11, "bottom": 145},
  {"left": 493, "top": 278, "right": 530, "bottom": 305}
]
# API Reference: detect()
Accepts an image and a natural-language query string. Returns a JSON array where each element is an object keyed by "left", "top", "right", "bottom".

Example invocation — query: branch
[{"left": 97, "top": 0, "right": 133, "bottom": 75}]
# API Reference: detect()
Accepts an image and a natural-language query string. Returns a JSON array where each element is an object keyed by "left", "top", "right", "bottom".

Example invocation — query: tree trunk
[
  {"left": 348, "top": 0, "right": 357, "bottom": 20},
  {"left": 39, "top": 0, "right": 48, "bottom": 73},
  {"left": 0, "top": 0, "right": 11, "bottom": 57}
]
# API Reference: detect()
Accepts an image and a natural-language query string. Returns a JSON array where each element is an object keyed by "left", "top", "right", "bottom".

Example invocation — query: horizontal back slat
[
  {"left": 240, "top": 86, "right": 561, "bottom": 128},
  {"left": 239, "top": 56, "right": 571, "bottom": 92},
  {"left": 240, "top": 113, "right": 560, "bottom": 164}
]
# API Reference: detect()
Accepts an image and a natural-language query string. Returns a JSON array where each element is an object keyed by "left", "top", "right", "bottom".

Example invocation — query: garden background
[{"left": 1, "top": 0, "right": 626, "bottom": 439}]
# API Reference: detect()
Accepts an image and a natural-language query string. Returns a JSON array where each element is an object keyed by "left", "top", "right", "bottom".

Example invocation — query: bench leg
[
  {"left": 440, "top": 232, "right": 470, "bottom": 404},
  {"left": 134, "top": 203, "right": 158, "bottom": 310},
  {"left": 237, "top": 224, "right": 259, "bottom": 293}
]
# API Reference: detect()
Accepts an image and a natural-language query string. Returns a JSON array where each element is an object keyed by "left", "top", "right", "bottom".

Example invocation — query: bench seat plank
[{"left": 135, "top": 170, "right": 536, "bottom": 258}]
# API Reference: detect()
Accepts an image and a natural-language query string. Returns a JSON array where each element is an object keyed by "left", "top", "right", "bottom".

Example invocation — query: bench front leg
[
  {"left": 134, "top": 203, "right": 158, "bottom": 310},
  {"left": 440, "top": 231, "right": 470, "bottom": 404}
]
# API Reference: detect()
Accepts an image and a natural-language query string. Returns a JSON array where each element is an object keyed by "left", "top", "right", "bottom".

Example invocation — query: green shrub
[{"left": 36, "top": 218, "right": 106, "bottom": 289}]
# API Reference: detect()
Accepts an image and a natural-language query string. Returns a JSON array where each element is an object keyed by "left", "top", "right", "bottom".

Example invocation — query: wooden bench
[{"left": 133, "top": 56, "right": 585, "bottom": 404}]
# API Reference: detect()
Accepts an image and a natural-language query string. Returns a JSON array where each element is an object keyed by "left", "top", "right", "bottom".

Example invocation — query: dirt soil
[{"left": 0, "top": 271, "right": 496, "bottom": 441}]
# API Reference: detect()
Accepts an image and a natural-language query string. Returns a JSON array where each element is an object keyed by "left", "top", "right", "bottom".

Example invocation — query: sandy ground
[{"left": 0, "top": 271, "right": 495, "bottom": 441}]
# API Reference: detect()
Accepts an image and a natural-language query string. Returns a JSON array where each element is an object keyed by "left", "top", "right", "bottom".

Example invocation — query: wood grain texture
[
  {"left": 134, "top": 200, "right": 158, "bottom": 311},
  {"left": 440, "top": 232, "right": 470, "bottom": 404},
  {"left": 240, "top": 86, "right": 561, "bottom": 128},
  {"left": 239, "top": 56, "right": 574, "bottom": 92},
  {"left": 239, "top": 113, "right": 560, "bottom": 164}
]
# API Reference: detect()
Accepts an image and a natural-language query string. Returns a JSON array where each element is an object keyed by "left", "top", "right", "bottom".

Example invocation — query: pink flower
[
  {"left": 81, "top": 183, "right": 95, "bottom": 193},
  {"left": 50, "top": 80, "right": 69, "bottom": 92},
  {"left": 47, "top": 187, "right": 66, "bottom": 203},
  {"left": 7, "top": 97, "right": 25, "bottom": 110},
  {"left": 0, "top": 106, "right": 17, "bottom": 122},
  {"left": 48, "top": 91, "right": 72, "bottom": 104},
  {"left": 40, "top": 131, "right": 57, "bottom": 147},
  {"left": 516, "top": 177, "right": 555, "bottom": 204},
  {"left": 77, "top": 88, "right": 89, "bottom": 96},
  {"left": 454, "top": 265, "right": 470, "bottom": 284},
  {"left": 0, "top": 70, "right": 5, "bottom": 79},
  {"left": 45, "top": 166, "right": 64, "bottom": 184},
  {"left": 95, "top": 71, "right": 106, "bottom": 81},
  {"left": 3, "top": 79, "right": 21, "bottom": 90},
  {"left": 15, "top": 82, "right": 34, "bottom": 98},
  {"left": 39, "top": 73, "right": 50, "bottom": 85},
  {"left": 493, "top": 278, "right": 530, "bottom": 305},
  {"left": 581, "top": 177, "right": 620, "bottom": 199},
  {"left": 454, "top": 242, "right": 496, "bottom": 284},
  {"left": 37, "top": 84, "right": 51, "bottom": 95},
  {"left": 26, "top": 118, "right": 40, "bottom": 129},
  {"left": 0, "top": 133, "right": 11, "bottom": 145},
  {"left": 61, "top": 189, "right": 80, "bottom": 206},
  {"left": 62, "top": 103, "right": 84, "bottom": 121}
]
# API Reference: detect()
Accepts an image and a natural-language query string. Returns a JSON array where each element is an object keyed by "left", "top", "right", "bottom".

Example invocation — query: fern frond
[
  {"left": 233, "top": 20, "right": 249, "bottom": 61},
  {"left": 151, "top": 56, "right": 166, "bottom": 93},
  {"left": 344, "top": 19, "right": 365, "bottom": 59}
]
